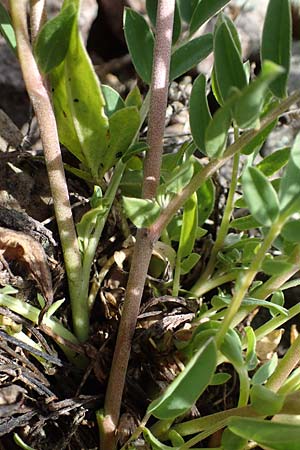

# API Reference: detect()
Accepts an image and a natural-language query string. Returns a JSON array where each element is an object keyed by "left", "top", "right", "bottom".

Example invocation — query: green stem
[
  {"left": 265, "top": 334, "right": 300, "bottom": 392},
  {"left": 78, "top": 161, "right": 126, "bottom": 314},
  {"left": 10, "top": 0, "right": 86, "bottom": 341},
  {"left": 191, "top": 138, "right": 240, "bottom": 295},
  {"left": 215, "top": 217, "right": 285, "bottom": 348}
]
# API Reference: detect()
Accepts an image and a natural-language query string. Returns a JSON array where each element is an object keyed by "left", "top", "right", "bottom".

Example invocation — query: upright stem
[
  {"left": 265, "top": 334, "right": 300, "bottom": 392},
  {"left": 192, "top": 151, "right": 240, "bottom": 294},
  {"left": 101, "top": 2, "right": 175, "bottom": 449},
  {"left": 10, "top": 0, "right": 86, "bottom": 341}
]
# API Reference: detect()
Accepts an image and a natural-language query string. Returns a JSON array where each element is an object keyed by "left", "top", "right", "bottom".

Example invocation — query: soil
[{"left": 0, "top": 2, "right": 300, "bottom": 450}]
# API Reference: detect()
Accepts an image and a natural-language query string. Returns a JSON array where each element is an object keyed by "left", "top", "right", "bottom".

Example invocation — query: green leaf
[
  {"left": 241, "top": 120, "right": 277, "bottom": 155},
  {"left": 178, "top": 193, "right": 198, "bottom": 258},
  {"left": 205, "top": 101, "right": 232, "bottom": 158},
  {"left": 210, "top": 372, "right": 232, "bottom": 385},
  {"left": 197, "top": 177, "right": 215, "bottom": 225},
  {"left": 170, "top": 34, "right": 213, "bottom": 80},
  {"left": 50, "top": 2, "right": 109, "bottom": 180},
  {"left": 160, "top": 156, "right": 195, "bottom": 195},
  {"left": 257, "top": 147, "right": 290, "bottom": 177},
  {"left": 230, "top": 215, "right": 261, "bottom": 231},
  {"left": 281, "top": 220, "right": 300, "bottom": 243},
  {"left": 189, "top": 74, "right": 212, "bottom": 154},
  {"left": 261, "top": 0, "right": 291, "bottom": 98},
  {"left": 147, "top": 339, "right": 217, "bottom": 419},
  {"left": 124, "top": 8, "right": 154, "bottom": 84},
  {"left": 189, "top": 0, "right": 230, "bottom": 36},
  {"left": 180, "top": 253, "right": 200, "bottom": 275},
  {"left": 245, "top": 326, "right": 258, "bottom": 371},
  {"left": 125, "top": 85, "right": 143, "bottom": 109},
  {"left": 212, "top": 295, "right": 288, "bottom": 316},
  {"left": 242, "top": 167, "right": 279, "bottom": 226},
  {"left": 35, "top": 4, "right": 76, "bottom": 73},
  {"left": 279, "top": 132, "right": 300, "bottom": 214},
  {"left": 213, "top": 19, "right": 247, "bottom": 103},
  {"left": 233, "top": 61, "right": 284, "bottom": 129},
  {"left": 105, "top": 107, "right": 140, "bottom": 173},
  {"left": 262, "top": 257, "right": 293, "bottom": 276},
  {"left": 177, "top": 0, "right": 198, "bottom": 24},
  {"left": 222, "top": 427, "right": 247, "bottom": 450},
  {"left": 252, "top": 353, "right": 278, "bottom": 385},
  {"left": 122, "top": 141, "right": 149, "bottom": 163},
  {"left": 102, "top": 85, "right": 125, "bottom": 118},
  {"left": 221, "top": 329, "right": 244, "bottom": 368},
  {"left": 0, "top": 4, "right": 16, "bottom": 54},
  {"left": 143, "top": 428, "right": 177, "bottom": 450},
  {"left": 250, "top": 384, "right": 285, "bottom": 415},
  {"left": 76, "top": 200, "right": 108, "bottom": 251},
  {"left": 14, "top": 433, "right": 35, "bottom": 450},
  {"left": 228, "top": 416, "right": 300, "bottom": 450},
  {"left": 123, "top": 197, "right": 161, "bottom": 228},
  {"left": 146, "top": 0, "right": 181, "bottom": 44}
]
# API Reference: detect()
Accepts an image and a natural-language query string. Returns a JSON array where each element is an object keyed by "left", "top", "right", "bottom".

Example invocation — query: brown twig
[{"left": 101, "top": 2, "right": 176, "bottom": 449}]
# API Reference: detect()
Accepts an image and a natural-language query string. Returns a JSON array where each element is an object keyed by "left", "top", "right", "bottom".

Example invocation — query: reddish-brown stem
[{"left": 101, "top": 1, "right": 175, "bottom": 449}]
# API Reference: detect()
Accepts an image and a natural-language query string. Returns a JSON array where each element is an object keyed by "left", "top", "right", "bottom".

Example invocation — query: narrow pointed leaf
[
  {"left": 147, "top": 339, "right": 217, "bottom": 419},
  {"left": 190, "top": 0, "right": 230, "bottom": 35},
  {"left": 170, "top": 34, "right": 213, "bottom": 80},
  {"left": 242, "top": 167, "right": 279, "bottom": 226},
  {"left": 124, "top": 8, "right": 154, "bottom": 84},
  {"left": 261, "top": 0, "right": 291, "bottom": 98},
  {"left": 189, "top": 74, "right": 211, "bottom": 154}
]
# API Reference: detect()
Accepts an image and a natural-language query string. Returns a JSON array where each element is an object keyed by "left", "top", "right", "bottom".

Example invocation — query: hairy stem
[
  {"left": 10, "top": 0, "right": 86, "bottom": 341},
  {"left": 101, "top": 2, "right": 175, "bottom": 449}
]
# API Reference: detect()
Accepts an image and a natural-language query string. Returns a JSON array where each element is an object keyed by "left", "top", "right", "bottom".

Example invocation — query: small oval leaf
[
  {"left": 261, "top": 0, "right": 292, "bottom": 98},
  {"left": 189, "top": 74, "right": 212, "bottom": 154},
  {"left": 124, "top": 8, "right": 154, "bottom": 84},
  {"left": 242, "top": 167, "right": 279, "bottom": 226},
  {"left": 35, "top": 4, "right": 77, "bottom": 73}
]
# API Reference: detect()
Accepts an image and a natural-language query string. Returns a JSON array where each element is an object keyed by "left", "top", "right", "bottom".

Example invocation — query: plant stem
[
  {"left": 191, "top": 135, "right": 240, "bottom": 295},
  {"left": 101, "top": 2, "right": 175, "bottom": 449},
  {"left": 215, "top": 217, "right": 285, "bottom": 348},
  {"left": 265, "top": 334, "right": 300, "bottom": 392},
  {"left": 10, "top": 0, "right": 86, "bottom": 341}
]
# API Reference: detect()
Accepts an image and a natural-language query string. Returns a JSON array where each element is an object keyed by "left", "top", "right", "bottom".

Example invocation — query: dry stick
[
  {"left": 101, "top": 1, "right": 175, "bottom": 449},
  {"left": 10, "top": 1, "right": 86, "bottom": 341}
]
